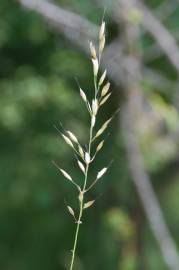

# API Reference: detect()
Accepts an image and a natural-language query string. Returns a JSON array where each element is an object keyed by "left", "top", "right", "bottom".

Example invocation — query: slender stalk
[
  {"left": 69, "top": 193, "right": 83, "bottom": 270},
  {"left": 69, "top": 120, "right": 93, "bottom": 270}
]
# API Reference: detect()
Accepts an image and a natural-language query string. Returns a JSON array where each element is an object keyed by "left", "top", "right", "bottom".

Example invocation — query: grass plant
[{"left": 53, "top": 20, "right": 114, "bottom": 270}]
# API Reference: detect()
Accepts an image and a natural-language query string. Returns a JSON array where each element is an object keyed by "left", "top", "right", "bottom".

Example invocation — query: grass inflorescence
[{"left": 53, "top": 20, "right": 114, "bottom": 270}]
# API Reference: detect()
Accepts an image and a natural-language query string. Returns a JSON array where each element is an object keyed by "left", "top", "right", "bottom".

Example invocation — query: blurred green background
[{"left": 1, "top": 0, "right": 179, "bottom": 269}]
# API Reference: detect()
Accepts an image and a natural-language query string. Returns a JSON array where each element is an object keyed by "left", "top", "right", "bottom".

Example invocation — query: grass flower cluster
[{"left": 53, "top": 20, "right": 113, "bottom": 270}]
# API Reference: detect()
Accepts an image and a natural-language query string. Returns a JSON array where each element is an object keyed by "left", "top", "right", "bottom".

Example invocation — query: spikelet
[
  {"left": 97, "top": 167, "right": 107, "bottom": 179},
  {"left": 99, "top": 21, "right": 106, "bottom": 55},
  {"left": 80, "top": 88, "right": 87, "bottom": 102},
  {"left": 96, "top": 140, "right": 104, "bottom": 152},
  {"left": 99, "top": 35, "right": 105, "bottom": 54},
  {"left": 91, "top": 115, "right": 96, "bottom": 128},
  {"left": 78, "top": 145, "right": 84, "bottom": 159},
  {"left": 92, "top": 99, "right": 98, "bottom": 116},
  {"left": 99, "top": 70, "right": 106, "bottom": 86},
  {"left": 94, "top": 117, "right": 112, "bottom": 139},
  {"left": 77, "top": 160, "right": 85, "bottom": 174},
  {"left": 100, "top": 92, "right": 112, "bottom": 106},
  {"left": 60, "top": 168, "right": 73, "bottom": 181},
  {"left": 90, "top": 42, "right": 97, "bottom": 59},
  {"left": 85, "top": 152, "right": 90, "bottom": 164},
  {"left": 92, "top": 58, "right": 99, "bottom": 76},
  {"left": 67, "top": 206, "right": 75, "bottom": 217},
  {"left": 101, "top": 82, "right": 110, "bottom": 97},
  {"left": 62, "top": 134, "right": 74, "bottom": 148},
  {"left": 67, "top": 131, "right": 78, "bottom": 144},
  {"left": 99, "top": 21, "right": 105, "bottom": 40},
  {"left": 83, "top": 200, "right": 95, "bottom": 209}
]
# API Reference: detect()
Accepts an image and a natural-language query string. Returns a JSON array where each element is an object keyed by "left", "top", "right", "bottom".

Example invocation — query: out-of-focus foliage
[{"left": 0, "top": 0, "right": 179, "bottom": 270}]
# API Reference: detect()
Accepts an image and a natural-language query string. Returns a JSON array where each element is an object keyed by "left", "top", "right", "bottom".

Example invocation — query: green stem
[
  {"left": 69, "top": 193, "right": 83, "bottom": 270},
  {"left": 69, "top": 121, "right": 93, "bottom": 270}
]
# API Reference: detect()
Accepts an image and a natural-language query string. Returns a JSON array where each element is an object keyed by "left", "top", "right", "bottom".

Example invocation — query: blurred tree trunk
[{"left": 119, "top": 1, "right": 179, "bottom": 269}]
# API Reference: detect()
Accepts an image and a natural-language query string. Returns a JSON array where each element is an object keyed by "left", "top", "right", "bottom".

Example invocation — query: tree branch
[
  {"left": 154, "top": 0, "right": 177, "bottom": 21},
  {"left": 18, "top": 0, "right": 131, "bottom": 87},
  {"left": 135, "top": 0, "right": 179, "bottom": 72},
  {"left": 103, "top": 0, "right": 179, "bottom": 72},
  {"left": 17, "top": 0, "right": 98, "bottom": 53}
]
